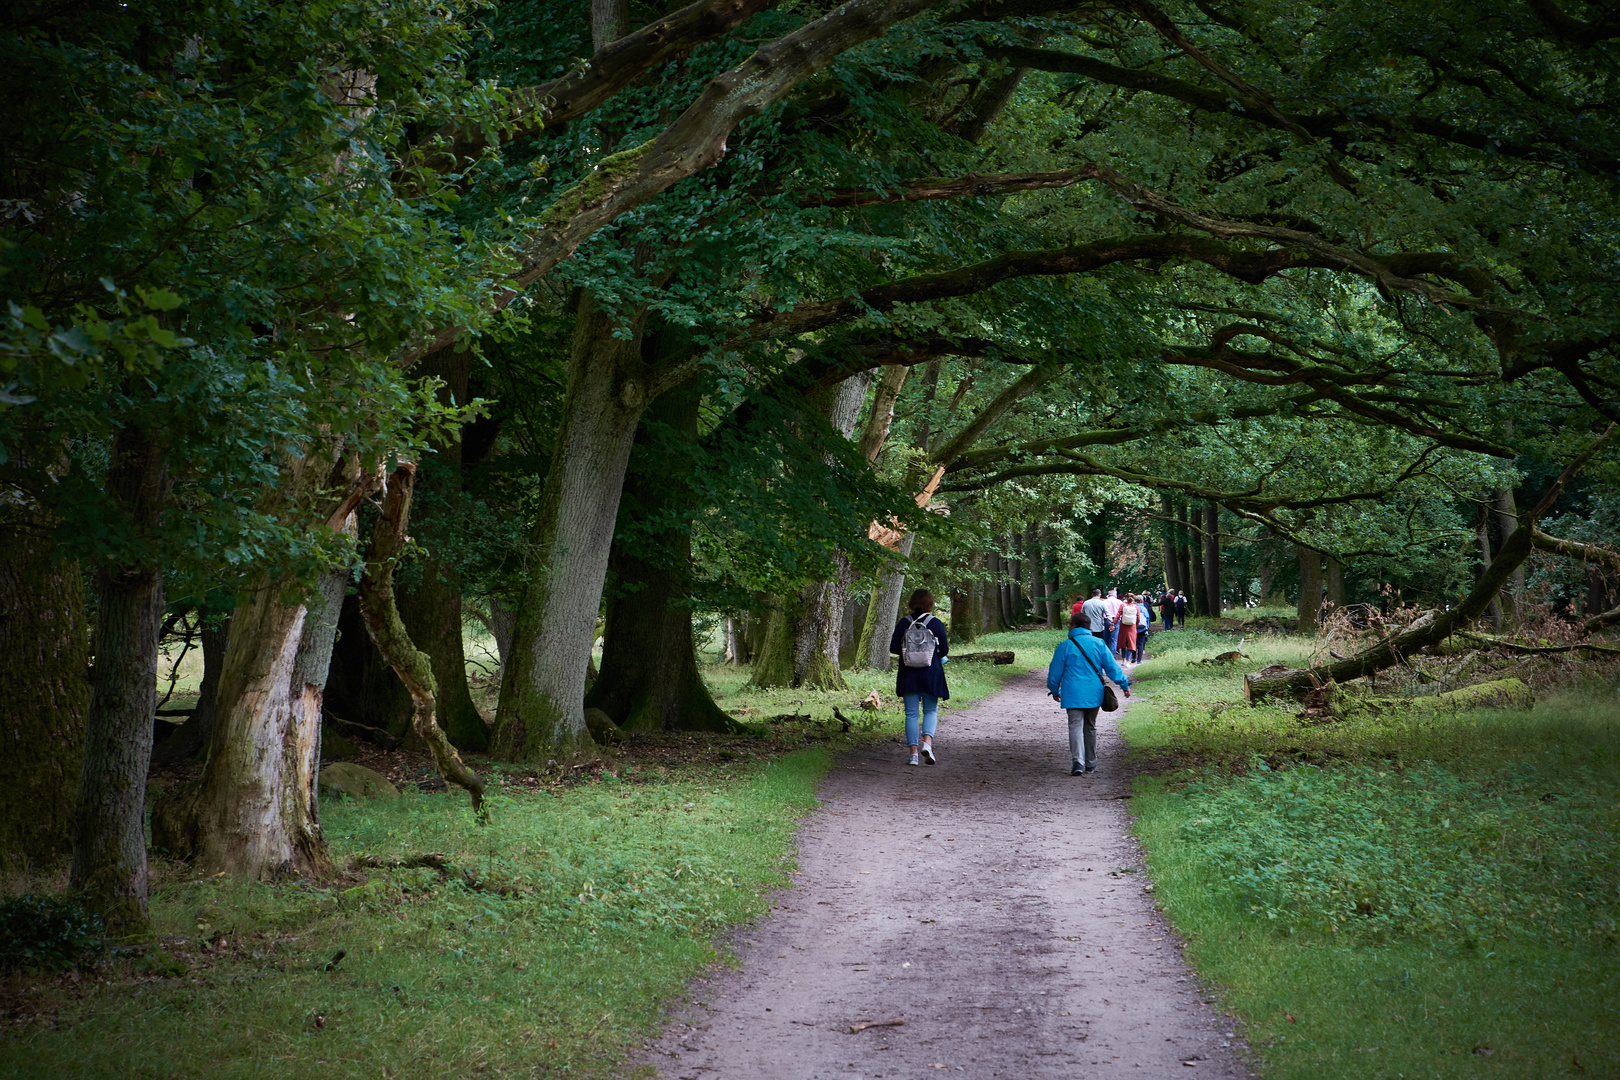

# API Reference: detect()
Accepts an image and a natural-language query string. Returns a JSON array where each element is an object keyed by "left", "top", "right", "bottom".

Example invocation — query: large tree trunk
[
  {"left": 587, "top": 382, "right": 737, "bottom": 731},
  {"left": 1295, "top": 544, "right": 1324, "bottom": 635},
  {"left": 493, "top": 294, "right": 651, "bottom": 762},
  {"left": 0, "top": 515, "right": 89, "bottom": 869},
  {"left": 1008, "top": 530, "right": 1026, "bottom": 623},
  {"left": 1494, "top": 487, "right": 1523, "bottom": 625},
  {"left": 1324, "top": 556, "right": 1346, "bottom": 613},
  {"left": 1161, "top": 494, "right": 1182, "bottom": 594},
  {"left": 1250, "top": 431, "right": 1612, "bottom": 701},
  {"left": 151, "top": 445, "right": 364, "bottom": 879},
  {"left": 71, "top": 424, "right": 169, "bottom": 930},
  {"left": 151, "top": 612, "right": 230, "bottom": 767},
  {"left": 1024, "top": 523, "right": 1045, "bottom": 623},
  {"left": 1185, "top": 503, "right": 1207, "bottom": 616},
  {"left": 357, "top": 464, "right": 485, "bottom": 812},
  {"left": 1202, "top": 501, "right": 1222, "bottom": 616}
]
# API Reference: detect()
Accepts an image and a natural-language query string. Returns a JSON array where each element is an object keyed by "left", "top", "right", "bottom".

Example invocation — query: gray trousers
[{"left": 1066, "top": 707, "right": 1099, "bottom": 768}]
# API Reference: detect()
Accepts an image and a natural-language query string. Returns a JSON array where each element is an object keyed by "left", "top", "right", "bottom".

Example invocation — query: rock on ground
[{"left": 317, "top": 762, "right": 399, "bottom": 801}]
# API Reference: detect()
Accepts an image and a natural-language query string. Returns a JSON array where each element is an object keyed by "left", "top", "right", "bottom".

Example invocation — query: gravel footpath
[{"left": 644, "top": 668, "right": 1253, "bottom": 1080}]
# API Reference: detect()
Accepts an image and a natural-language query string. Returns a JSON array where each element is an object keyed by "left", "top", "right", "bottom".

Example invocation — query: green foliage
[
  {"left": 1180, "top": 761, "right": 1619, "bottom": 944},
  {"left": 0, "top": 895, "right": 105, "bottom": 972},
  {"left": 1123, "top": 630, "right": 1620, "bottom": 1078}
]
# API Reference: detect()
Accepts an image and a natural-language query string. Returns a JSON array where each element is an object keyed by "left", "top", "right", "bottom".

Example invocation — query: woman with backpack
[
  {"left": 889, "top": 588, "right": 949, "bottom": 766},
  {"left": 1047, "top": 610, "right": 1131, "bottom": 775}
]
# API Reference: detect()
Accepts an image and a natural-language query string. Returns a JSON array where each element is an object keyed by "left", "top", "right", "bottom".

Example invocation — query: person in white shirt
[
  {"left": 1102, "top": 589, "right": 1123, "bottom": 653},
  {"left": 1078, "top": 589, "right": 1109, "bottom": 636}
]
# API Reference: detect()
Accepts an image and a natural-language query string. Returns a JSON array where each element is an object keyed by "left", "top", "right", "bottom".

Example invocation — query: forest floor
[{"left": 639, "top": 668, "right": 1253, "bottom": 1080}]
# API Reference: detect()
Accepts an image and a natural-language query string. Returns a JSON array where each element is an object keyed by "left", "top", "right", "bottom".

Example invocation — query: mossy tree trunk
[
  {"left": 357, "top": 464, "right": 485, "bottom": 813},
  {"left": 858, "top": 531, "right": 916, "bottom": 671},
  {"left": 71, "top": 423, "right": 170, "bottom": 930},
  {"left": 1161, "top": 494, "right": 1182, "bottom": 595},
  {"left": 0, "top": 509, "right": 89, "bottom": 869},
  {"left": 395, "top": 346, "right": 487, "bottom": 752},
  {"left": 586, "top": 381, "right": 736, "bottom": 732}
]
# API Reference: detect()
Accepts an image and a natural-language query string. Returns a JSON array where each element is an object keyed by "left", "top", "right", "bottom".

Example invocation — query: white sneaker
[
  {"left": 921, "top": 744, "right": 936, "bottom": 765},
  {"left": 908, "top": 753, "right": 920, "bottom": 766}
]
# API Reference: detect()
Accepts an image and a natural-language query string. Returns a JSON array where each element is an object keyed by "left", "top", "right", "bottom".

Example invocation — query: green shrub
[{"left": 0, "top": 895, "right": 105, "bottom": 971}]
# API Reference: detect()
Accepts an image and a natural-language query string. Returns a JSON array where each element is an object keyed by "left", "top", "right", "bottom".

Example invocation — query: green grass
[
  {"left": 5, "top": 751, "right": 830, "bottom": 1079},
  {"left": 1122, "top": 630, "right": 1620, "bottom": 1079},
  {"left": 4, "top": 636, "right": 1047, "bottom": 1079}
]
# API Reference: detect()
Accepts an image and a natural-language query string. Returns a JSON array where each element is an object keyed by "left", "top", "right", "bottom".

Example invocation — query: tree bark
[
  {"left": 1295, "top": 544, "right": 1324, "bottom": 635},
  {"left": 0, "top": 513, "right": 88, "bottom": 869},
  {"left": 860, "top": 532, "right": 917, "bottom": 670},
  {"left": 1478, "top": 507, "right": 1502, "bottom": 631},
  {"left": 1324, "top": 556, "right": 1346, "bottom": 613},
  {"left": 398, "top": 571, "right": 487, "bottom": 751},
  {"left": 1042, "top": 524, "right": 1062, "bottom": 626},
  {"left": 1494, "top": 487, "right": 1523, "bottom": 624},
  {"left": 1161, "top": 494, "right": 1182, "bottom": 593},
  {"left": 492, "top": 294, "right": 653, "bottom": 761},
  {"left": 1202, "top": 501, "right": 1221, "bottom": 616},
  {"left": 70, "top": 424, "right": 169, "bottom": 930},
  {"left": 152, "top": 612, "right": 230, "bottom": 767},
  {"left": 357, "top": 464, "right": 485, "bottom": 812},
  {"left": 587, "top": 382, "right": 738, "bottom": 730},
  {"left": 1251, "top": 428, "right": 1613, "bottom": 699},
  {"left": 1185, "top": 503, "right": 1207, "bottom": 616},
  {"left": 151, "top": 445, "right": 363, "bottom": 879}
]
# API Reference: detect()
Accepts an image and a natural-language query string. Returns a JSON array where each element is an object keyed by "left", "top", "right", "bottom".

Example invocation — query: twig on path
[{"left": 848, "top": 1016, "right": 904, "bottom": 1034}]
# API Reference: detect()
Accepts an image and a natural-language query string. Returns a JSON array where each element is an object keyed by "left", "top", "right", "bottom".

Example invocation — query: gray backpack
[{"left": 901, "top": 614, "right": 937, "bottom": 668}]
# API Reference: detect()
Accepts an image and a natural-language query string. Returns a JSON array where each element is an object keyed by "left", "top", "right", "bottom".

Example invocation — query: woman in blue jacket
[
  {"left": 889, "top": 588, "right": 949, "bottom": 766},
  {"left": 1047, "top": 610, "right": 1131, "bottom": 775}
]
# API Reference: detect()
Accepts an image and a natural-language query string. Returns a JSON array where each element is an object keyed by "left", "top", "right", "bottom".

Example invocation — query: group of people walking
[
  {"left": 1073, "top": 587, "right": 1185, "bottom": 662},
  {"left": 886, "top": 583, "right": 1186, "bottom": 776}
]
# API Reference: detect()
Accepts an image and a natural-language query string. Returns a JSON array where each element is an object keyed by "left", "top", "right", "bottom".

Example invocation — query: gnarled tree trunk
[
  {"left": 357, "top": 464, "right": 485, "bottom": 812},
  {"left": 586, "top": 381, "right": 737, "bottom": 731},
  {"left": 152, "top": 445, "right": 364, "bottom": 879},
  {"left": 1202, "top": 501, "right": 1221, "bottom": 617}
]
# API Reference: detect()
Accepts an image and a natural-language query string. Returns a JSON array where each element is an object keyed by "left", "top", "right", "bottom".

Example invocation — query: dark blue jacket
[{"left": 890, "top": 613, "right": 950, "bottom": 699}]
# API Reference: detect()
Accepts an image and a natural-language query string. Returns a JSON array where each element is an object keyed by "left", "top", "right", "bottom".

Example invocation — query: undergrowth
[{"left": 1124, "top": 628, "right": 1620, "bottom": 1079}]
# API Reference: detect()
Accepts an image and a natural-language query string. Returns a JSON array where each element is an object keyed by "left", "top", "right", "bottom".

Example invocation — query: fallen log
[
  {"left": 951, "top": 651, "right": 1014, "bottom": 664},
  {"left": 1247, "top": 425, "right": 1614, "bottom": 703},
  {"left": 1297, "top": 677, "right": 1535, "bottom": 722}
]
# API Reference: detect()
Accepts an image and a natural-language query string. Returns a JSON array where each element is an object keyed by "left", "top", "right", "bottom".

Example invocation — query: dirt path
[{"left": 645, "top": 669, "right": 1253, "bottom": 1079}]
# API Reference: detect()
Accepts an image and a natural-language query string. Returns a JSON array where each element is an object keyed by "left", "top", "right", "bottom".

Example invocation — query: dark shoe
[
  {"left": 1084, "top": 765, "right": 1096, "bottom": 773},
  {"left": 1071, "top": 762, "right": 1084, "bottom": 776}
]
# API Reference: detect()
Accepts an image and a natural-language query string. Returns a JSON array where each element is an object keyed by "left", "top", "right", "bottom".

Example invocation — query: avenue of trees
[{"left": 2, "top": 0, "right": 1617, "bottom": 930}]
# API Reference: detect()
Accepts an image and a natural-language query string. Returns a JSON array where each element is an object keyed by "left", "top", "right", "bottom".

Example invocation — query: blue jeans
[
  {"left": 1163, "top": 610, "right": 1173, "bottom": 631},
  {"left": 1104, "top": 622, "right": 1119, "bottom": 653},
  {"left": 904, "top": 693, "right": 939, "bottom": 747}
]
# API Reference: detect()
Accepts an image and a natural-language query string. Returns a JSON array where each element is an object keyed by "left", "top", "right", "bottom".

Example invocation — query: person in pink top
[{"left": 1117, "top": 592, "right": 1139, "bottom": 661}]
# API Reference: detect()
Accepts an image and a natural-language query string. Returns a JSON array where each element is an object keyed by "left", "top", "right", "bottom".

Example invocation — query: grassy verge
[
  {"left": 1123, "top": 629, "right": 1620, "bottom": 1079},
  {"left": 2, "top": 636, "right": 1043, "bottom": 1079}
]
